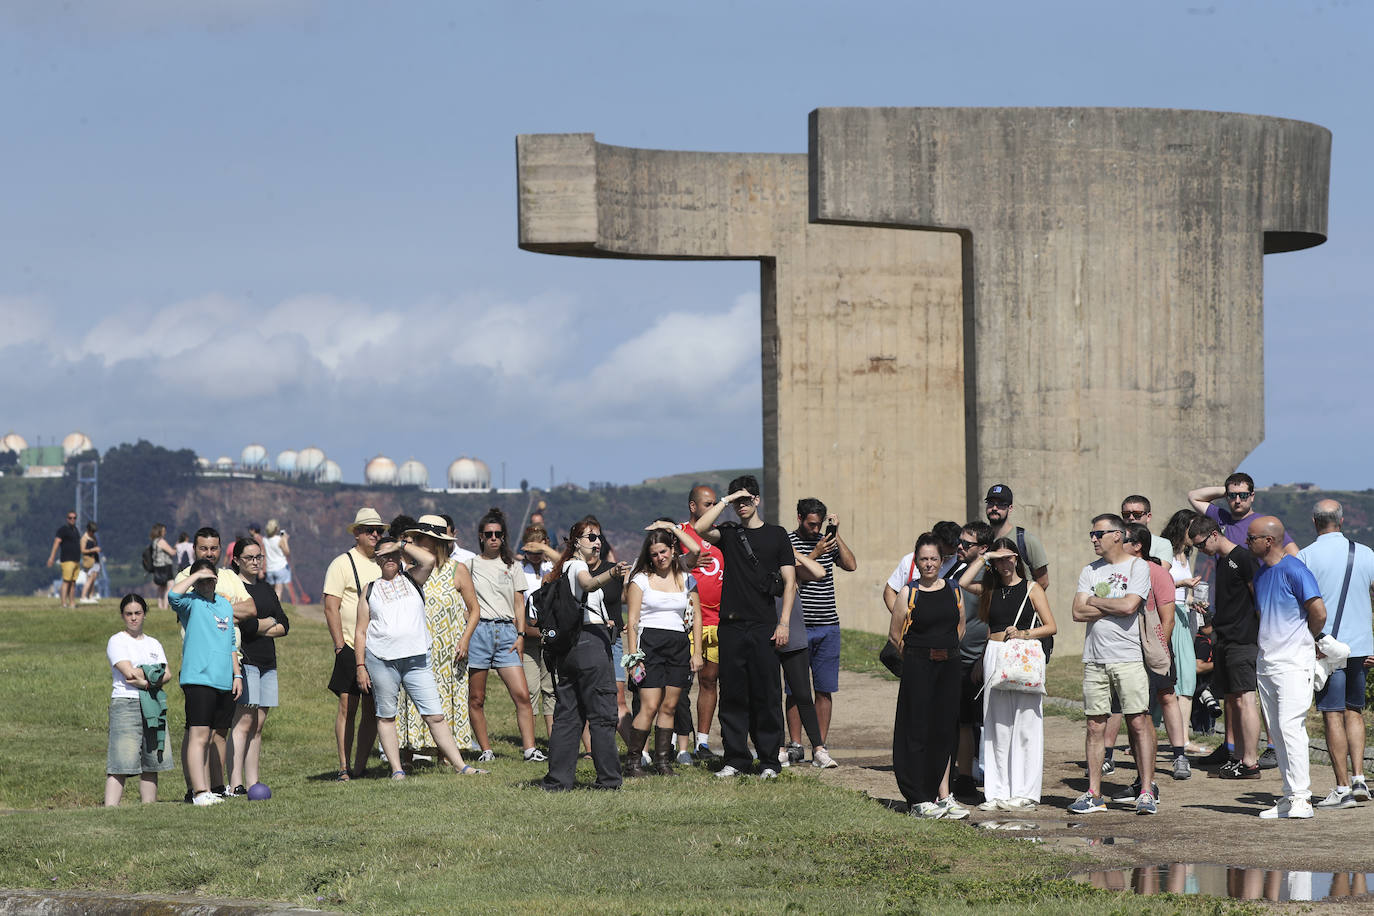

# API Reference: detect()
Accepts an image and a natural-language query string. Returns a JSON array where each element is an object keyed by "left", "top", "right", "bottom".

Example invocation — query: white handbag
[{"left": 985, "top": 586, "right": 1046, "bottom": 695}]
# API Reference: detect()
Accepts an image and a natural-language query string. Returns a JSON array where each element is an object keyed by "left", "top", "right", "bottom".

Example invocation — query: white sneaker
[
  {"left": 909, "top": 801, "right": 945, "bottom": 819},
  {"left": 476, "top": 749, "right": 495, "bottom": 763},
  {"left": 1352, "top": 776, "right": 1371, "bottom": 801},
  {"left": 811, "top": 747, "right": 838, "bottom": 769},
  {"left": 191, "top": 791, "right": 222, "bottom": 807},
  {"left": 641, "top": 750, "right": 652, "bottom": 767},
  {"left": 778, "top": 749, "right": 790, "bottom": 769},
  {"left": 715, "top": 765, "right": 743, "bottom": 779},
  {"left": 936, "top": 795, "right": 969, "bottom": 820},
  {"left": 977, "top": 799, "right": 1001, "bottom": 811},
  {"left": 1259, "top": 796, "right": 1314, "bottom": 819},
  {"left": 1314, "top": 788, "right": 1356, "bottom": 809},
  {"left": 522, "top": 747, "right": 547, "bottom": 762},
  {"left": 759, "top": 768, "right": 779, "bottom": 779},
  {"left": 999, "top": 797, "right": 1038, "bottom": 811}
]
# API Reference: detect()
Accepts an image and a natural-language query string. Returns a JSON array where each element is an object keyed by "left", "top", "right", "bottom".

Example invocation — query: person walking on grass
[
  {"left": 47, "top": 509, "right": 82, "bottom": 609},
  {"left": 1298, "top": 500, "right": 1374, "bottom": 809},
  {"left": 104, "top": 594, "right": 173, "bottom": 805},
  {"left": 459, "top": 508, "right": 544, "bottom": 764},
  {"left": 227, "top": 536, "right": 289, "bottom": 797},
  {"left": 354, "top": 537, "right": 486, "bottom": 779},
  {"left": 1068, "top": 514, "right": 1157, "bottom": 816},
  {"left": 321, "top": 508, "right": 384, "bottom": 780},
  {"left": 169, "top": 560, "right": 242, "bottom": 806}
]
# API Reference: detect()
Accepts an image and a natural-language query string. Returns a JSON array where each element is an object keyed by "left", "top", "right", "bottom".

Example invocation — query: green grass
[{"left": 0, "top": 599, "right": 1262, "bottom": 913}]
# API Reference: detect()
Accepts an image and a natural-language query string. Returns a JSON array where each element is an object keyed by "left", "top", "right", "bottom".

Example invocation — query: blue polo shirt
[
  {"left": 1297, "top": 532, "right": 1374, "bottom": 656},
  {"left": 169, "top": 589, "right": 236, "bottom": 690},
  {"left": 1254, "top": 556, "right": 1322, "bottom": 669}
]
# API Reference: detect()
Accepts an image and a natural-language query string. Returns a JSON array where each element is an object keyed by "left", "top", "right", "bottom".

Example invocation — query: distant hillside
[{"left": 0, "top": 442, "right": 761, "bottom": 599}]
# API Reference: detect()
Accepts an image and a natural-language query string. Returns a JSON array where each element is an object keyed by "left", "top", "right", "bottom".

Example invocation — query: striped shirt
[{"left": 788, "top": 531, "right": 839, "bottom": 627}]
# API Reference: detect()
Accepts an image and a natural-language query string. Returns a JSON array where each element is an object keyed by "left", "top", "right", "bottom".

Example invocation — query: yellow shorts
[
  {"left": 1082, "top": 661, "right": 1149, "bottom": 716},
  {"left": 60, "top": 561, "right": 79, "bottom": 583},
  {"left": 699, "top": 625, "right": 719, "bottom": 665}
]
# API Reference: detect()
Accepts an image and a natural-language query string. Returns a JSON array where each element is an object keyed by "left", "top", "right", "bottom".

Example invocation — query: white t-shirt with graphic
[{"left": 1077, "top": 557, "right": 1151, "bottom": 664}]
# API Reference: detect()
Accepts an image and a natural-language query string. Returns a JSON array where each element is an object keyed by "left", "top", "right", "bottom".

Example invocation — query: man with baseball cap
[
  {"left": 321, "top": 508, "right": 385, "bottom": 780},
  {"left": 984, "top": 485, "right": 1049, "bottom": 592}
]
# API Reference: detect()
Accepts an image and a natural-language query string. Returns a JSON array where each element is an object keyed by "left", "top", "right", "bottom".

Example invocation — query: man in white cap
[{"left": 321, "top": 508, "right": 384, "bottom": 780}]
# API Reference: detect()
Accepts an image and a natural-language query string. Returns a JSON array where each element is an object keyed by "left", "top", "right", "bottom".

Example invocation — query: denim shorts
[
  {"left": 1316, "top": 656, "right": 1369, "bottom": 712},
  {"left": 265, "top": 566, "right": 292, "bottom": 585},
  {"left": 238, "top": 664, "right": 279, "bottom": 708},
  {"left": 364, "top": 650, "right": 441, "bottom": 719},
  {"left": 611, "top": 635, "right": 627, "bottom": 683},
  {"left": 107, "top": 697, "right": 174, "bottom": 775},
  {"left": 805, "top": 624, "right": 841, "bottom": 693},
  {"left": 468, "top": 619, "right": 522, "bottom": 671}
]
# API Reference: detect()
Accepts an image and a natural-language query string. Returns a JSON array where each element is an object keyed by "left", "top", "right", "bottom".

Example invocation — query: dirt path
[{"left": 817, "top": 669, "right": 1374, "bottom": 880}]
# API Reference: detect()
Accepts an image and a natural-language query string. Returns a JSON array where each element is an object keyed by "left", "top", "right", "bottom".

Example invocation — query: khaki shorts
[
  {"left": 60, "top": 561, "right": 79, "bottom": 583},
  {"left": 1082, "top": 660, "right": 1149, "bottom": 716}
]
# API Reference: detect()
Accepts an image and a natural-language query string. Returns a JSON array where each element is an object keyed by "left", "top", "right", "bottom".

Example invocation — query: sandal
[
  {"left": 336, "top": 770, "right": 351, "bottom": 782},
  {"left": 458, "top": 765, "right": 488, "bottom": 776},
  {"left": 390, "top": 771, "right": 407, "bottom": 780}
]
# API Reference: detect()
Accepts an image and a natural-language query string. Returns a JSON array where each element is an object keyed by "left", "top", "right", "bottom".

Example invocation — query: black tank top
[
  {"left": 903, "top": 582, "right": 960, "bottom": 650},
  {"left": 986, "top": 579, "right": 1030, "bottom": 633}
]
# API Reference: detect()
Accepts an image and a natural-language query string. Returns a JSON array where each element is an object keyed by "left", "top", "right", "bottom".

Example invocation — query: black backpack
[
  {"left": 532, "top": 574, "right": 586, "bottom": 664},
  {"left": 141, "top": 544, "right": 156, "bottom": 573}
]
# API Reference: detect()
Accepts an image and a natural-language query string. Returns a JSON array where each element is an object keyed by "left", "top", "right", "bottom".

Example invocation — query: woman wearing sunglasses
[
  {"left": 457, "top": 508, "right": 543, "bottom": 763},
  {"left": 227, "top": 536, "right": 289, "bottom": 796},
  {"left": 542, "top": 516, "right": 631, "bottom": 791},
  {"left": 354, "top": 536, "right": 484, "bottom": 778}
]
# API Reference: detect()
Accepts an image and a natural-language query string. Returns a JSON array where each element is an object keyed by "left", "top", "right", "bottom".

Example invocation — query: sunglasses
[
  {"left": 583, "top": 533, "right": 602, "bottom": 543},
  {"left": 1226, "top": 491, "right": 1253, "bottom": 500},
  {"left": 1122, "top": 510, "right": 1147, "bottom": 520},
  {"left": 1088, "top": 529, "right": 1122, "bottom": 540},
  {"left": 1245, "top": 533, "right": 1272, "bottom": 543},
  {"left": 360, "top": 526, "right": 385, "bottom": 535},
  {"left": 482, "top": 531, "right": 505, "bottom": 540},
  {"left": 378, "top": 552, "right": 403, "bottom": 563},
  {"left": 957, "top": 538, "right": 978, "bottom": 549}
]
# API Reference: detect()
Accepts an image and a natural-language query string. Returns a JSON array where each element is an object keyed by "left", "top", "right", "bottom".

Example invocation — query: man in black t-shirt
[
  {"left": 693, "top": 474, "right": 796, "bottom": 778},
  {"left": 1188, "top": 515, "right": 1262, "bottom": 776},
  {"left": 46, "top": 510, "right": 82, "bottom": 609}
]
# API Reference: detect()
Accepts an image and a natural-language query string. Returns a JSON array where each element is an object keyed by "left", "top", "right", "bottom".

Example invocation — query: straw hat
[
  {"left": 405, "top": 514, "right": 455, "bottom": 541},
  {"left": 348, "top": 507, "right": 385, "bottom": 533}
]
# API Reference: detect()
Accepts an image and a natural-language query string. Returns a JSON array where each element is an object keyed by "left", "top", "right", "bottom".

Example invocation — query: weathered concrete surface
[
  {"left": 519, "top": 134, "right": 965, "bottom": 632},
  {"left": 0, "top": 889, "right": 338, "bottom": 915},
  {"left": 810, "top": 108, "right": 1330, "bottom": 650}
]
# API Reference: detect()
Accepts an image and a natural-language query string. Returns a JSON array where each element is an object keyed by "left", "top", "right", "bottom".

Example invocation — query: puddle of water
[
  {"left": 1073, "top": 864, "right": 1374, "bottom": 901},
  {"left": 1023, "top": 836, "right": 1137, "bottom": 849},
  {"left": 976, "top": 820, "right": 1039, "bottom": 831}
]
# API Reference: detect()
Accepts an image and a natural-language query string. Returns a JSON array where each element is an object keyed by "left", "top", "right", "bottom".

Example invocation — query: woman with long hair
[
  {"left": 396, "top": 515, "right": 479, "bottom": 763},
  {"left": 354, "top": 536, "right": 484, "bottom": 779},
  {"left": 80, "top": 522, "right": 102, "bottom": 603},
  {"left": 622, "top": 521, "right": 702, "bottom": 776},
  {"left": 776, "top": 549, "right": 839, "bottom": 769},
  {"left": 262, "top": 519, "right": 292, "bottom": 601},
  {"left": 519, "top": 524, "right": 557, "bottom": 740},
  {"left": 148, "top": 523, "right": 176, "bottom": 609},
  {"left": 541, "top": 516, "right": 630, "bottom": 791},
  {"left": 227, "top": 536, "right": 289, "bottom": 796},
  {"left": 1162, "top": 508, "right": 1203, "bottom": 751},
  {"left": 890, "top": 533, "right": 965, "bottom": 818},
  {"left": 456, "top": 508, "right": 543, "bottom": 763},
  {"left": 959, "top": 537, "right": 1057, "bottom": 809}
]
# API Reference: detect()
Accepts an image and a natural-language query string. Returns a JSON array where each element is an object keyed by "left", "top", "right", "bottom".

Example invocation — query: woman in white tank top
[{"left": 622, "top": 521, "right": 703, "bottom": 776}]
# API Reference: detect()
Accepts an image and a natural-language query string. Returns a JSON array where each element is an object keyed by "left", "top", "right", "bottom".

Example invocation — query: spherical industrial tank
[
  {"left": 214, "top": 456, "right": 234, "bottom": 470},
  {"left": 1, "top": 432, "right": 27, "bottom": 453},
  {"left": 62, "top": 431, "right": 94, "bottom": 458},
  {"left": 364, "top": 455, "right": 397, "bottom": 485},
  {"left": 241, "top": 443, "right": 268, "bottom": 469},
  {"left": 447, "top": 456, "right": 491, "bottom": 490},
  {"left": 318, "top": 459, "right": 342, "bottom": 483},
  {"left": 296, "top": 446, "right": 326, "bottom": 477},
  {"left": 196, "top": 456, "right": 212, "bottom": 470},
  {"left": 397, "top": 459, "right": 428, "bottom": 487},
  {"left": 275, "top": 449, "right": 298, "bottom": 474}
]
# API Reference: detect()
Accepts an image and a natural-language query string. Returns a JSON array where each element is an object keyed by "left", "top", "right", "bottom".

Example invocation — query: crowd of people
[{"left": 95, "top": 472, "right": 1370, "bottom": 822}]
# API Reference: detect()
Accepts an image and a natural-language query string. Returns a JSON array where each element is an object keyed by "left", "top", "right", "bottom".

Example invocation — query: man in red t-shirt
[{"left": 680, "top": 485, "right": 725, "bottom": 760}]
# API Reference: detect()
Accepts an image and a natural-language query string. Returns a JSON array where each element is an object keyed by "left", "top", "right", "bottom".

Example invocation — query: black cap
[{"left": 985, "top": 484, "right": 1013, "bottom": 505}]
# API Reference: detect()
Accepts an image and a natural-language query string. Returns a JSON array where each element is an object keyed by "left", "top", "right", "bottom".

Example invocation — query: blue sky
[{"left": 2, "top": 0, "right": 1368, "bottom": 490}]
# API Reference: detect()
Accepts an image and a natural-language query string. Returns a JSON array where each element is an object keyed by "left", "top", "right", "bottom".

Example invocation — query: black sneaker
[
  {"left": 694, "top": 743, "right": 719, "bottom": 762},
  {"left": 183, "top": 790, "right": 195, "bottom": 804},
  {"left": 786, "top": 742, "right": 805, "bottom": 764},
  {"left": 1219, "top": 758, "right": 1241, "bottom": 777},
  {"left": 1257, "top": 748, "right": 1279, "bottom": 770},
  {"left": 228, "top": 785, "right": 248, "bottom": 798},
  {"left": 1112, "top": 780, "right": 1160, "bottom": 804},
  {"left": 1196, "top": 743, "right": 1231, "bottom": 765},
  {"left": 1220, "top": 762, "right": 1261, "bottom": 780}
]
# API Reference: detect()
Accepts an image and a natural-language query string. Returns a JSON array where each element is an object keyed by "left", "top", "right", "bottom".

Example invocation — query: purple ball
[{"left": 247, "top": 782, "right": 271, "bottom": 801}]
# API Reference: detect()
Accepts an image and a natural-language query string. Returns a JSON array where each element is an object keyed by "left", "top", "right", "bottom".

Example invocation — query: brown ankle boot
[
  {"left": 624, "top": 727, "right": 650, "bottom": 778},
  {"left": 653, "top": 727, "right": 676, "bottom": 776}
]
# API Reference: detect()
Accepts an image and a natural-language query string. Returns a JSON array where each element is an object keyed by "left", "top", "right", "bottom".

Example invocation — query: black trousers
[
  {"left": 893, "top": 647, "right": 960, "bottom": 805},
  {"left": 780, "top": 648, "right": 823, "bottom": 747},
  {"left": 718, "top": 621, "right": 783, "bottom": 772},
  {"left": 543, "top": 627, "right": 622, "bottom": 790}
]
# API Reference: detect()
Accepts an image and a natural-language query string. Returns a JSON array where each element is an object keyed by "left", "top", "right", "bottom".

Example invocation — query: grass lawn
[{"left": 0, "top": 601, "right": 1261, "bottom": 914}]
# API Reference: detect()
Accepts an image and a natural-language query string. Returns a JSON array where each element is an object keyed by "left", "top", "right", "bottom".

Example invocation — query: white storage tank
[
  {"left": 1, "top": 432, "right": 27, "bottom": 453},
  {"left": 214, "top": 456, "right": 234, "bottom": 470},
  {"left": 397, "top": 459, "right": 428, "bottom": 487},
  {"left": 318, "top": 459, "right": 342, "bottom": 483},
  {"left": 365, "top": 455, "right": 398, "bottom": 485},
  {"left": 241, "top": 443, "right": 268, "bottom": 469},
  {"left": 276, "top": 449, "right": 298, "bottom": 474},
  {"left": 297, "top": 446, "right": 326, "bottom": 477},
  {"left": 447, "top": 456, "right": 491, "bottom": 490},
  {"left": 62, "top": 431, "right": 94, "bottom": 458}
]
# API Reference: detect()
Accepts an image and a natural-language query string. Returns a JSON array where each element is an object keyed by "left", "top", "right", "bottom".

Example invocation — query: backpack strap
[
  {"left": 1016, "top": 527, "right": 1028, "bottom": 562},
  {"left": 1329, "top": 540, "right": 1357, "bottom": 637},
  {"left": 346, "top": 552, "right": 363, "bottom": 601}
]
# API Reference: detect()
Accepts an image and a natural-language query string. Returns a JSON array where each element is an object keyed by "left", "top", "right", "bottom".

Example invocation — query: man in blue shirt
[
  {"left": 1250, "top": 517, "right": 1327, "bottom": 820},
  {"left": 1296, "top": 500, "right": 1374, "bottom": 807}
]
